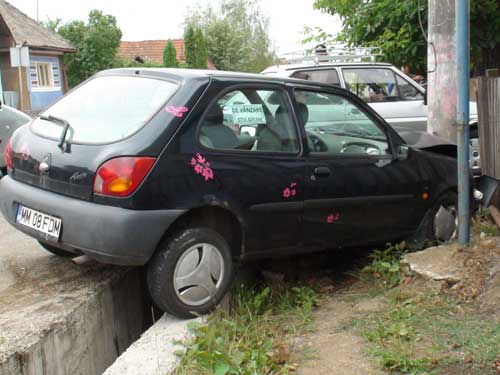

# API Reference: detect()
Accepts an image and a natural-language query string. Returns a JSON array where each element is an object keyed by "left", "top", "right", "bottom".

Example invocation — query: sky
[{"left": 7, "top": 0, "right": 341, "bottom": 54}]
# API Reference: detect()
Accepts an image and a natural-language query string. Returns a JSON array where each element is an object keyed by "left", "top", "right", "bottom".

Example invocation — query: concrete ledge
[
  {"left": 103, "top": 314, "right": 201, "bottom": 375},
  {"left": 0, "top": 266, "right": 152, "bottom": 375}
]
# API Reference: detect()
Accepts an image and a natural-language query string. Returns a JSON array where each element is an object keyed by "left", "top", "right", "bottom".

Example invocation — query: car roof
[
  {"left": 1, "top": 104, "right": 31, "bottom": 119},
  {"left": 98, "top": 67, "right": 342, "bottom": 88},
  {"left": 100, "top": 67, "right": 276, "bottom": 80}
]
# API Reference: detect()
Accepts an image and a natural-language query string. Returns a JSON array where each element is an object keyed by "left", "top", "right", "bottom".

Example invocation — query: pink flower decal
[
  {"left": 282, "top": 182, "right": 297, "bottom": 199},
  {"left": 20, "top": 143, "right": 30, "bottom": 161},
  {"left": 190, "top": 153, "right": 214, "bottom": 181},
  {"left": 327, "top": 213, "right": 340, "bottom": 224},
  {"left": 166, "top": 106, "right": 189, "bottom": 118}
]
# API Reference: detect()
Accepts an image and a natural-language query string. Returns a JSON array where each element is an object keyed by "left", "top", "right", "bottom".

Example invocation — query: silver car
[
  {"left": 0, "top": 104, "right": 31, "bottom": 175},
  {"left": 262, "top": 61, "right": 480, "bottom": 173}
]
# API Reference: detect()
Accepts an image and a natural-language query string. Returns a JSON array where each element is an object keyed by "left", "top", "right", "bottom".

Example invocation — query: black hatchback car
[{"left": 0, "top": 69, "right": 458, "bottom": 318}]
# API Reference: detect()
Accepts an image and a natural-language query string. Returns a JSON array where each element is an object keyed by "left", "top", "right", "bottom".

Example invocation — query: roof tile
[
  {"left": 0, "top": 0, "right": 74, "bottom": 51},
  {"left": 119, "top": 39, "right": 215, "bottom": 69}
]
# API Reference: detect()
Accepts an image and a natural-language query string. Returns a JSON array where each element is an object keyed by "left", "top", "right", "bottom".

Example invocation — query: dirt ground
[
  {"left": 259, "top": 248, "right": 386, "bottom": 374},
  {"left": 273, "top": 230, "right": 500, "bottom": 375},
  {"left": 293, "top": 291, "right": 387, "bottom": 375}
]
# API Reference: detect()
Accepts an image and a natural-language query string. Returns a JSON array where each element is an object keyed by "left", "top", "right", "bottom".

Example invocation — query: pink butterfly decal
[
  {"left": 190, "top": 153, "right": 214, "bottom": 181},
  {"left": 282, "top": 182, "right": 297, "bottom": 199},
  {"left": 327, "top": 213, "right": 340, "bottom": 224},
  {"left": 166, "top": 106, "right": 189, "bottom": 118}
]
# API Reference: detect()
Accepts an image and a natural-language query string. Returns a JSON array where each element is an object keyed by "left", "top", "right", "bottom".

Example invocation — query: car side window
[
  {"left": 395, "top": 75, "right": 424, "bottom": 101},
  {"left": 199, "top": 88, "right": 300, "bottom": 153},
  {"left": 291, "top": 69, "right": 341, "bottom": 87},
  {"left": 294, "top": 90, "right": 390, "bottom": 157},
  {"left": 343, "top": 68, "right": 399, "bottom": 103}
]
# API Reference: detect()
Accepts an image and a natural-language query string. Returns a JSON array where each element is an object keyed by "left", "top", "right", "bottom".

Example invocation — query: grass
[
  {"left": 479, "top": 222, "right": 499, "bottom": 237},
  {"left": 477, "top": 207, "right": 500, "bottom": 236},
  {"left": 351, "top": 240, "right": 500, "bottom": 374},
  {"left": 354, "top": 287, "right": 500, "bottom": 374},
  {"left": 174, "top": 283, "right": 316, "bottom": 375},
  {"left": 361, "top": 242, "right": 408, "bottom": 288}
]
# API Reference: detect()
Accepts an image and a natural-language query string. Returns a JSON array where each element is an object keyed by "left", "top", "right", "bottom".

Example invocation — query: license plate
[{"left": 16, "top": 205, "right": 62, "bottom": 240}]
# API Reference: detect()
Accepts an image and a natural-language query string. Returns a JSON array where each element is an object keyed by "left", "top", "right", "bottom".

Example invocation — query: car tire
[
  {"left": 406, "top": 191, "right": 458, "bottom": 250},
  {"left": 429, "top": 191, "right": 458, "bottom": 243},
  {"left": 38, "top": 241, "right": 76, "bottom": 257},
  {"left": 147, "top": 227, "right": 233, "bottom": 319}
]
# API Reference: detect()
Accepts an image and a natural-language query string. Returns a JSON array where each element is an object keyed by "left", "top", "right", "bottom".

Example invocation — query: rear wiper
[{"left": 39, "top": 115, "right": 72, "bottom": 152}]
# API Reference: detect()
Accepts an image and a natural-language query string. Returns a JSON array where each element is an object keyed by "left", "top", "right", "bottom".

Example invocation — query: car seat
[{"left": 200, "top": 105, "right": 239, "bottom": 149}]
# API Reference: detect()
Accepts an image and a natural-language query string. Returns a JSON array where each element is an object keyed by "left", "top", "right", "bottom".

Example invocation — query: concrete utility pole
[
  {"left": 427, "top": 0, "right": 457, "bottom": 143},
  {"left": 428, "top": 0, "right": 471, "bottom": 244},
  {"left": 455, "top": 0, "right": 471, "bottom": 245}
]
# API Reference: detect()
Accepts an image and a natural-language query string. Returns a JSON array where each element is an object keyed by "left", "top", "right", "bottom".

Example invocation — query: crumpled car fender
[{"left": 399, "top": 130, "right": 457, "bottom": 158}]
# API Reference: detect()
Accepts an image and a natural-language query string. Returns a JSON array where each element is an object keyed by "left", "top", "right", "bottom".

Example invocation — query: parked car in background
[
  {"left": 262, "top": 46, "right": 481, "bottom": 175},
  {"left": 1, "top": 68, "right": 463, "bottom": 318},
  {"left": 0, "top": 104, "right": 31, "bottom": 177}
]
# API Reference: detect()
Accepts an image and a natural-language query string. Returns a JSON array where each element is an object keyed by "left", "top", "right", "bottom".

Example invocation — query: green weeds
[
  {"left": 175, "top": 284, "right": 316, "bottom": 375},
  {"left": 355, "top": 288, "right": 500, "bottom": 374},
  {"left": 362, "top": 242, "right": 407, "bottom": 288}
]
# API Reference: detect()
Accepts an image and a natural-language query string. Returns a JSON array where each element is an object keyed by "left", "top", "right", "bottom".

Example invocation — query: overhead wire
[{"left": 418, "top": 0, "right": 437, "bottom": 74}]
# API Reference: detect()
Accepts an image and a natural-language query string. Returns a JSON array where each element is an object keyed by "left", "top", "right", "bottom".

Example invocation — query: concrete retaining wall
[
  {"left": 103, "top": 314, "right": 200, "bottom": 375},
  {"left": 0, "top": 268, "right": 152, "bottom": 375}
]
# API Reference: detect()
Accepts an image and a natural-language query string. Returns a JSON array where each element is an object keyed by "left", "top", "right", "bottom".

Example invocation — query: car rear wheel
[
  {"left": 147, "top": 227, "right": 233, "bottom": 319},
  {"left": 38, "top": 241, "right": 76, "bottom": 257}
]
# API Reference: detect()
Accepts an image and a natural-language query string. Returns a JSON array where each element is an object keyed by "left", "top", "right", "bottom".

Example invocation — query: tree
[
  {"left": 308, "top": 0, "right": 427, "bottom": 74},
  {"left": 57, "top": 10, "right": 122, "bottom": 87},
  {"left": 310, "top": 0, "right": 500, "bottom": 76},
  {"left": 470, "top": 0, "right": 500, "bottom": 75},
  {"left": 194, "top": 28, "right": 208, "bottom": 69},
  {"left": 184, "top": 23, "right": 208, "bottom": 69},
  {"left": 40, "top": 18, "right": 62, "bottom": 32},
  {"left": 163, "top": 40, "right": 178, "bottom": 67},
  {"left": 186, "top": 0, "right": 275, "bottom": 72}
]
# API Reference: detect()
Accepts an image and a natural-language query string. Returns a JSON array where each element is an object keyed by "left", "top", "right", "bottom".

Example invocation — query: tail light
[
  {"left": 4, "top": 139, "right": 13, "bottom": 170},
  {"left": 93, "top": 157, "right": 156, "bottom": 197}
]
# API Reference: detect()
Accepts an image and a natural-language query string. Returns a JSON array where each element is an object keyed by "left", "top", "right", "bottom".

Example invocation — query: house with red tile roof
[{"left": 119, "top": 39, "right": 216, "bottom": 69}]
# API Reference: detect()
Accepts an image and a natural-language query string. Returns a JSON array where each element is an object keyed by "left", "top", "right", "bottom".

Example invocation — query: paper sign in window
[{"left": 230, "top": 104, "right": 266, "bottom": 126}]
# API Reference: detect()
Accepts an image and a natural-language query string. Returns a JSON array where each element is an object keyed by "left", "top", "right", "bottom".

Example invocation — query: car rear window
[
  {"left": 31, "top": 75, "right": 178, "bottom": 144},
  {"left": 291, "top": 69, "right": 341, "bottom": 87}
]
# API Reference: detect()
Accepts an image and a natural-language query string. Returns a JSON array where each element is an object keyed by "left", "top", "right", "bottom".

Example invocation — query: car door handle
[{"left": 313, "top": 166, "right": 331, "bottom": 176}]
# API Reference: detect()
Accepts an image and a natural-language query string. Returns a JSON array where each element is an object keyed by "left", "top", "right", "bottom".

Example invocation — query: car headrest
[
  {"left": 297, "top": 102, "right": 309, "bottom": 124},
  {"left": 205, "top": 105, "right": 224, "bottom": 124}
]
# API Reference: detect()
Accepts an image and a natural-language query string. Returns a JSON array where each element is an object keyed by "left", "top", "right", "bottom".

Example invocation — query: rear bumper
[{"left": 0, "top": 176, "right": 186, "bottom": 265}]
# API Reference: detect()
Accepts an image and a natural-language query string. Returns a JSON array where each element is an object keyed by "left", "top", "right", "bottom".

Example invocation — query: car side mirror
[{"left": 396, "top": 144, "right": 410, "bottom": 160}]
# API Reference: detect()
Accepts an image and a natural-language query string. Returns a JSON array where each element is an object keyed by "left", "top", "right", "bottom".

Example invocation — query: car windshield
[{"left": 31, "top": 76, "right": 178, "bottom": 144}]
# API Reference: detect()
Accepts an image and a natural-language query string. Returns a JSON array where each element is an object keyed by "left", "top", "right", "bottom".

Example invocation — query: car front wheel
[
  {"left": 431, "top": 192, "right": 458, "bottom": 243},
  {"left": 147, "top": 227, "right": 233, "bottom": 319}
]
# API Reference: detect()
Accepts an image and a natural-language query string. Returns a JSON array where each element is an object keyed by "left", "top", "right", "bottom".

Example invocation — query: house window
[{"left": 36, "top": 62, "right": 54, "bottom": 88}]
